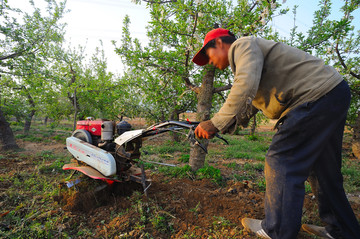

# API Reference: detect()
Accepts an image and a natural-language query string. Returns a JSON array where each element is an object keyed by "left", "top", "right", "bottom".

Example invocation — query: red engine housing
[{"left": 76, "top": 119, "right": 103, "bottom": 136}]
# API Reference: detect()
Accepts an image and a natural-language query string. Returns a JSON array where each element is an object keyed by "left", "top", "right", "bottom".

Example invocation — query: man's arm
[
  {"left": 196, "top": 105, "right": 258, "bottom": 139},
  {"left": 211, "top": 38, "right": 263, "bottom": 133}
]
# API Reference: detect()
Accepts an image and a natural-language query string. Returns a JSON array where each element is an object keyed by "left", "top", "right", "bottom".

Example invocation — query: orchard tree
[
  {"left": 50, "top": 41, "right": 137, "bottom": 129},
  {"left": 115, "top": 16, "right": 198, "bottom": 123},
  {"left": 0, "top": 0, "right": 66, "bottom": 149},
  {"left": 115, "top": 0, "right": 286, "bottom": 170},
  {"left": 49, "top": 43, "right": 88, "bottom": 129},
  {"left": 73, "top": 44, "right": 134, "bottom": 121}
]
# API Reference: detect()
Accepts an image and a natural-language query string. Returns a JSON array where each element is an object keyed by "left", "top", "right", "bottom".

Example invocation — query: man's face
[{"left": 205, "top": 38, "right": 230, "bottom": 70}]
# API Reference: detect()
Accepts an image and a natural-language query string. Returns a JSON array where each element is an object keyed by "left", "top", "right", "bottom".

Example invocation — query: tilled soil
[{"left": 55, "top": 172, "right": 360, "bottom": 238}]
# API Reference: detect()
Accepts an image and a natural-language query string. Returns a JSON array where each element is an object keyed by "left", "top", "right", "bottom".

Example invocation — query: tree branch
[
  {"left": 213, "top": 84, "right": 232, "bottom": 93},
  {"left": 0, "top": 50, "right": 26, "bottom": 61},
  {"left": 182, "top": 8, "right": 199, "bottom": 92},
  {"left": 143, "top": 0, "right": 177, "bottom": 4},
  {"left": 335, "top": 42, "right": 360, "bottom": 79}
]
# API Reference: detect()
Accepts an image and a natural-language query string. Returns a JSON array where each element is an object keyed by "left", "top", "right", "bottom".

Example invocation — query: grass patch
[
  {"left": 223, "top": 135, "right": 270, "bottom": 161},
  {"left": 15, "top": 134, "right": 45, "bottom": 142},
  {"left": 157, "top": 164, "right": 224, "bottom": 185},
  {"left": 142, "top": 140, "right": 190, "bottom": 155},
  {"left": 158, "top": 164, "right": 193, "bottom": 178},
  {"left": 212, "top": 216, "right": 235, "bottom": 229},
  {"left": 342, "top": 158, "right": 360, "bottom": 192},
  {"left": 12, "top": 123, "right": 71, "bottom": 144},
  {"left": 178, "top": 154, "right": 190, "bottom": 163},
  {"left": 196, "top": 165, "right": 223, "bottom": 184},
  {"left": 228, "top": 162, "right": 266, "bottom": 190}
]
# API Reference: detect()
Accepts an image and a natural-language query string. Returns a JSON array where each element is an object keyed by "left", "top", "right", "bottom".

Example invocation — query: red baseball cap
[{"left": 192, "top": 28, "right": 232, "bottom": 66}]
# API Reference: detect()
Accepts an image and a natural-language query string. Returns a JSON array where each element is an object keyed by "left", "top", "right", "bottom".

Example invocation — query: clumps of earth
[{"left": 55, "top": 173, "right": 359, "bottom": 238}]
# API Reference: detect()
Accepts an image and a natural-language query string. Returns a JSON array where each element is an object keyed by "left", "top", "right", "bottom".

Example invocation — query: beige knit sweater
[{"left": 211, "top": 36, "right": 343, "bottom": 133}]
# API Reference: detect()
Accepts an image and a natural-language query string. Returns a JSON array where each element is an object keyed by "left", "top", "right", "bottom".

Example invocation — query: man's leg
[
  {"left": 261, "top": 81, "right": 360, "bottom": 238},
  {"left": 262, "top": 114, "right": 312, "bottom": 238},
  {"left": 313, "top": 118, "right": 360, "bottom": 238}
]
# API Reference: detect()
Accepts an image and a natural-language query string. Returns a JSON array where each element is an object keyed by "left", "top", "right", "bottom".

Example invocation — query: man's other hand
[{"left": 195, "top": 120, "right": 219, "bottom": 139}]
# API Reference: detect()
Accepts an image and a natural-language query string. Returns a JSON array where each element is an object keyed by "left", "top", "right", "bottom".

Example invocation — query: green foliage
[
  {"left": 282, "top": 0, "right": 360, "bottom": 127},
  {"left": 0, "top": 1, "right": 136, "bottom": 134},
  {"left": 0, "top": 0, "right": 67, "bottom": 131},
  {"left": 150, "top": 213, "right": 174, "bottom": 233},
  {"left": 38, "top": 155, "right": 69, "bottom": 174},
  {"left": 157, "top": 163, "right": 223, "bottom": 184},
  {"left": 304, "top": 181, "right": 312, "bottom": 194},
  {"left": 246, "top": 134, "right": 260, "bottom": 141},
  {"left": 114, "top": 0, "right": 287, "bottom": 123},
  {"left": 48, "top": 42, "right": 135, "bottom": 122},
  {"left": 131, "top": 193, "right": 174, "bottom": 235},
  {"left": 196, "top": 165, "right": 222, "bottom": 184}
]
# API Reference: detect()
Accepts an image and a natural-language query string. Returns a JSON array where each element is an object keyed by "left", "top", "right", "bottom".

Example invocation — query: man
[{"left": 192, "top": 28, "right": 360, "bottom": 239}]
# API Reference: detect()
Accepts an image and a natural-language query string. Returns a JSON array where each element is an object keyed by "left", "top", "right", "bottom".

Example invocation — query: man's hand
[{"left": 195, "top": 120, "right": 219, "bottom": 139}]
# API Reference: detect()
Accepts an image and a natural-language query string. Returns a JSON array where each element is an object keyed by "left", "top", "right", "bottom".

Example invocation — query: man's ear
[{"left": 215, "top": 38, "right": 224, "bottom": 48}]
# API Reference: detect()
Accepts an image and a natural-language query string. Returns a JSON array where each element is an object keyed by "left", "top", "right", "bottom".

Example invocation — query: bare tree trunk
[
  {"left": 0, "top": 107, "right": 19, "bottom": 150},
  {"left": 24, "top": 110, "right": 35, "bottom": 134},
  {"left": 24, "top": 88, "right": 36, "bottom": 134},
  {"left": 170, "top": 109, "right": 181, "bottom": 142},
  {"left": 189, "top": 66, "right": 215, "bottom": 171},
  {"left": 67, "top": 66, "right": 81, "bottom": 131},
  {"left": 250, "top": 114, "right": 257, "bottom": 135},
  {"left": 73, "top": 87, "right": 78, "bottom": 131},
  {"left": 352, "top": 111, "right": 360, "bottom": 159}
]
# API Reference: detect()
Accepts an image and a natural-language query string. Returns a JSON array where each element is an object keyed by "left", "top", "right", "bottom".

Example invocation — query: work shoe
[
  {"left": 241, "top": 218, "right": 271, "bottom": 239},
  {"left": 302, "top": 224, "right": 335, "bottom": 239}
]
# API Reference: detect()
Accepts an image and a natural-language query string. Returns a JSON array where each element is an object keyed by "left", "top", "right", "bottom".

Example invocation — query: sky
[
  {"left": 61, "top": 0, "right": 151, "bottom": 75},
  {"left": 12, "top": 0, "right": 360, "bottom": 74}
]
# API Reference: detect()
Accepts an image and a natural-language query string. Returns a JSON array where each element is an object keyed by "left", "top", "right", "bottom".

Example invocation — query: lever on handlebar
[
  {"left": 214, "top": 133, "right": 229, "bottom": 145},
  {"left": 187, "top": 127, "right": 208, "bottom": 154}
]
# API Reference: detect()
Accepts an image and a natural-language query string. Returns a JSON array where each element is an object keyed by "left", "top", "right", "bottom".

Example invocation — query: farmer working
[{"left": 192, "top": 28, "right": 360, "bottom": 239}]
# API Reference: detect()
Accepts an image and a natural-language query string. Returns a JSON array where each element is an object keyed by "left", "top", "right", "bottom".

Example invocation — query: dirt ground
[
  {"left": 56, "top": 166, "right": 360, "bottom": 238},
  {"left": 1, "top": 120, "right": 360, "bottom": 238}
]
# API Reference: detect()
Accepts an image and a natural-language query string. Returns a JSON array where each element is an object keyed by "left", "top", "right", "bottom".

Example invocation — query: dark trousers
[{"left": 262, "top": 81, "right": 360, "bottom": 239}]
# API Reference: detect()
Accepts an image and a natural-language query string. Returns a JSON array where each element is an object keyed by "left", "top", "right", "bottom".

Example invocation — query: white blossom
[{"left": 263, "top": 8, "right": 269, "bottom": 16}]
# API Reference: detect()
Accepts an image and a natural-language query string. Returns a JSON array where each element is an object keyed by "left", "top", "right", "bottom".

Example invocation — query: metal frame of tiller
[{"left": 63, "top": 120, "right": 228, "bottom": 195}]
